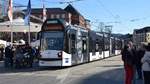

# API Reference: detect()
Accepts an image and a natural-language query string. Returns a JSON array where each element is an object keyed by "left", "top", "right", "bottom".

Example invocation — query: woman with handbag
[{"left": 141, "top": 43, "right": 150, "bottom": 84}]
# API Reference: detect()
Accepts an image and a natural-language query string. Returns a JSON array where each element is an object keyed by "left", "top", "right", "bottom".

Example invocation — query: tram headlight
[{"left": 57, "top": 52, "right": 62, "bottom": 58}]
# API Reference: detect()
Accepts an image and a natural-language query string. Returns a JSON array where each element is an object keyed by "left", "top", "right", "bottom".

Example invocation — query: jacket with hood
[{"left": 141, "top": 51, "right": 150, "bottom": 71}]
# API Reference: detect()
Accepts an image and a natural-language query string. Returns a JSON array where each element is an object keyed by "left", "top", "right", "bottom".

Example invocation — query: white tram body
[{"left": 39, "top": 19, "right": 123, "bottom": 67}]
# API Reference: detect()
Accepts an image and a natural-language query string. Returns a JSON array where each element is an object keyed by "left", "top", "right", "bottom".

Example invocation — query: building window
[
  {"left": 56, "top": 14, "right": 60, "bottom": 18},
  {"left": 147, "top": 34, "right": 149, "bottom": 37},
  {"left": 61, "top": 14, "right": 65, "bottom": 18},
  {"left": 51, "top": 14, "right": 54, "bottom": 19}
]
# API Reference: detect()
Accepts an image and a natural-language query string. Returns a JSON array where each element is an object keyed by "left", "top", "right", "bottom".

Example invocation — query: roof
[
  {"left": 0, "top": 17, "right": 24, "bottom": 25},
  {"left": 0, "top": 11, "right": 43, "bottom": 23},
  {"left": 135, "top": 26, "right": 150, "bottom": 33},
  {"left": 23, "top": 8, "right": 67, "bottom": 14},
  {"left": 0, "top": 18, "right": 41, "bottom": 32},
  {"left": 64, "top": 4, "right": 83, "bottom": 16}
]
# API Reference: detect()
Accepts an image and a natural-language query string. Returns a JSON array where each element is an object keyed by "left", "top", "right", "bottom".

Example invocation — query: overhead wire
[
  {"left": 96, "top": 0, "right": 117, "bottom": 19},
  {"left": 43, "top": 0, "right": 84, "bottom": 4},
  {"left": 95, "top": 0, "right": 132, "bottom": 33}
]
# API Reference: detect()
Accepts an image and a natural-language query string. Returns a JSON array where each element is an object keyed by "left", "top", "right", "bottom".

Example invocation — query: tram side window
[
  {"left": 82, "top": 40, "right": 87, "bottom": 53},
  {"left": 82, "top": 36, "right": 87, "bottom": 53},
  {"left": 104, "top": 38, "right": 110, "bottom": 51},
  {"left": 71, "top": 34, "right": 76, "bottom": 54},
  {"left": 112, "top": 39, "right": 115, "bottom": 53},
  {"left": 95, "top": 41, "right": 99, "bottom": 52},
  {"left": 99, "top": 39, "right": 103, "bottom": 54},
  {"left": 92, "top": 40, "right": 96, "bottom": 55},
  {"left": 89, "top": 38, "right": 92, "bottom": 52},
  {"left": 37, "top": 32, "right": 41, "bottom": 40},
  {"left": 116, "top": 40, "right": 122, "bottom": 50},
  {"left": 115, "top": 40, "right": 119, "bottom": 50},
  {"left": 89, "top": 37, "right": 96, "bottom": 55},
  {"left": 119, "top": 40, "right": 123, "bottom": 49},
  {"left": 64, "top": 33, "right": 69, "bottom": 53}
]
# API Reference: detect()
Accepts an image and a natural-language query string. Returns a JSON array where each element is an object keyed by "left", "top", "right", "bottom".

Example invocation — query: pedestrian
[
  {"left": 121, "top": 42, "right": 135, "bottom": 84},
  {"left": 141, "top": 43, "right": 150, "bottom": 84},
  {"left": 0, "top": 45, "right": 4, "bottom": 61},
  {"left": 35, "top": 46, "right": 40, "bottom": 61},
  {"left": 24, "top": 42, "right": 34, "bottom": 68},
  {"left": 14, "top": 45, "right": 24, "bottom": 68},
  {"left": 135, "top": 44, "right": 145, "bottom": 80},
  {"left": 4, "top": 43, "right": 14, "bottom": 68}
]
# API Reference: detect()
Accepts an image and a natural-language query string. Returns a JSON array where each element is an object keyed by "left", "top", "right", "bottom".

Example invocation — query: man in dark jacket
[
  {"left": 135, "top": 45, "right": 145, "bottom": 79},
  {"left": 24, "top": 42, "right": 34, "bottom": 68},
  {"left": 0, "top": 46, "right": 4, "bottom": 61},
  {"left": 121, "top": 41, "right": 136, "bottom": 84},
  {"left": 4, "top": 45, "right": 14, "bottom": 68}
]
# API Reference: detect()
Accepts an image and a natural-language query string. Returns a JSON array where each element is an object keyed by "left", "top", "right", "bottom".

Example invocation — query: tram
[{"left": 38, "top": 19, "right": 122, "bottom": 67}]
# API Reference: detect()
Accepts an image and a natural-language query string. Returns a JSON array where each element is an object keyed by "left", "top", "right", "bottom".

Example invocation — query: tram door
[
  {"left": 70, "top": 33, "right": 78, "bottom": 64},
  {"left": 82, "top": 36, "right": 89, "bottom": 62},
  {"left": 76, "top": 30, "right": 83, "bottom": 63}
]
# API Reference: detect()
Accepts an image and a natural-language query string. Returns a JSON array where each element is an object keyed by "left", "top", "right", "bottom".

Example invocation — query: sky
[{"left": 12, "top": 0, "right": 150, "bottom": 34}]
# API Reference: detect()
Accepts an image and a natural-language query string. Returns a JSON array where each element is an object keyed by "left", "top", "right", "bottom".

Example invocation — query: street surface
[{"left": 0, "top": 56, "right": 143, "bottom": 84}]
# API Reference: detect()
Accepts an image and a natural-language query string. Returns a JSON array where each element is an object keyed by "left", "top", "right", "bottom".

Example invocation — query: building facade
[
  {"left": 28, "top": 4, "right": 90, "bottom": 29},
  {"left": 0, "top": 4, "right": 91, "bottom": 43},
  {"left": 133, "top": 27, "right": 150, "bottom": 47}
]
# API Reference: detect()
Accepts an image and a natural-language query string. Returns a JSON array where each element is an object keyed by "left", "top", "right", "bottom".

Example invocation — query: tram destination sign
[
  {"left": 47, "top": 20, "right": 58, "bottom": 24},
  {"left": 42, "top": 19, "right": 65, "bottom": 31}
]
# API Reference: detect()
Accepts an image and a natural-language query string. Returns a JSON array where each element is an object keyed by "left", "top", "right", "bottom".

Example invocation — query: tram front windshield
[{"left": 41, "top": 31, "right": 64, "bottom": 51}]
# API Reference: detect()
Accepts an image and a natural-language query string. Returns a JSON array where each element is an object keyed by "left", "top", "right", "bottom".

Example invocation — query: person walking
[
  {"left": 14, "top": 45, "right": 24, "bottom": 68},
  {"left": 24, "top": 42, "right": 34, "bottom": 68},
  {"left": 135, "top": 44, "right": 145, "bottom": 80},
  {"left": 0, "top": 45, "right": 4, "bottom": 61},
  {"left": 4, "top": 44, "right": 14, "bottom": 68},
  {"left": 121, "top": 42, "right": 135, "bottom": 84},
  {"left": 141, "top": 43, "right": 150, "bottom": 84}
]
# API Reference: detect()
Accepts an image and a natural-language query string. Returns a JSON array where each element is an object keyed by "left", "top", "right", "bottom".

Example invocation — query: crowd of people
[
  {"left": 3, "top": 42, "right": 39, "bottom": 69},
  {"left": 121, "top": 41, "right": 150, "bottom": 84}
]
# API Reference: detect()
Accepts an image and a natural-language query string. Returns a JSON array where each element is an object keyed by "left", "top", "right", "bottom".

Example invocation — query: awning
[{"left": 0, "top": 18, "right": 42, "bottom": 32}]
